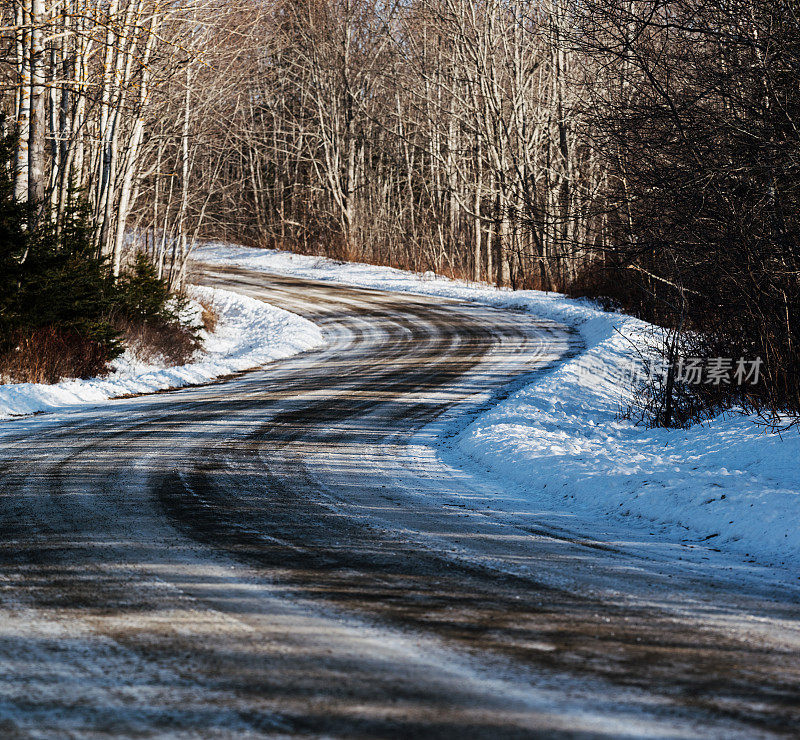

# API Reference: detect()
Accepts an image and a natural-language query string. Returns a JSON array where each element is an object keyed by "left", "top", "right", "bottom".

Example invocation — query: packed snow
[
  {"left": 0, "top": 285, "right": 323, "bottom": 420},
  {"left": 195, "top": 242, "right": 800, "bottom": 572}
]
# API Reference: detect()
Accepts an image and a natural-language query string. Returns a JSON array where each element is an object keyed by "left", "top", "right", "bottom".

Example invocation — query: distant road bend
[{"left": 0, "top": 265, "right": 798, "bottom": 738}]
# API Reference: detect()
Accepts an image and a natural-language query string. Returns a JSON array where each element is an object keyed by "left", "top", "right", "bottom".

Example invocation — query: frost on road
[{"left": 0, "top": 265, "right": 798, "bottom": 738}]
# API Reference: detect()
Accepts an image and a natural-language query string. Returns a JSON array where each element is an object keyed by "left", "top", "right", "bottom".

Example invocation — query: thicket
[
  {"left": 113, "top": 254, "right": 200, "bottom": 367},
  {"left": 570, "top": 0, "right": 800, "bottom": 427},
  {"left": 0, "top": 132, "right": 198, "bottom": 384}
]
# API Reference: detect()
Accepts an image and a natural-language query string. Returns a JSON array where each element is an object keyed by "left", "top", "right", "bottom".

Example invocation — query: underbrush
[
  {"left": 0, "top": 229, "right": 205, "bottom": 383},
  {"left": 113, "top": 316, "right": 199, "bottom": 368},
  {"left": 0, "top": 328, "right": 111, "bottom": 384},
  {"left": 109, "top": 253, "right": 202, "bottom": 368},
  {"left": 566, "top": 262, "right": 799, "bottom": 430},
  {"left": 112, "top": 277, "right": 219, "bottom": 369}
]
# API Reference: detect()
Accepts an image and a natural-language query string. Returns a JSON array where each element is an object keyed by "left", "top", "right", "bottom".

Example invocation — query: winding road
[{"left": 0, "top": 265, "right": 798, "bottom": 738}]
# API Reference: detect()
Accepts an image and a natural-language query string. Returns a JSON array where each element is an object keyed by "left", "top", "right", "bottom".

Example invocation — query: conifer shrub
[
  {"left": 0, "top": 129, "right": 201, "bottom": 383},
  {"left": 111, "top": 253, "right": 201, "bottom": 367}
]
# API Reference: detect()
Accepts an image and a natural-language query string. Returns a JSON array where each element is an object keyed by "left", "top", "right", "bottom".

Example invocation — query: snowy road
[{"left": 0, "top": 266, "right": 798, "bottom": 738}]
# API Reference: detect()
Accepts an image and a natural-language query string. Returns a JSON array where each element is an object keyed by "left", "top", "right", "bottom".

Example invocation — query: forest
[{"left": 1, "top": 0, "right": 798, "bottom": 425}]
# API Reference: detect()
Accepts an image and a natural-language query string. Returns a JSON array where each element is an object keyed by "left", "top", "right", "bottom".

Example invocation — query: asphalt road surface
[{"left": 0, "top": 265, "right": 797, "bottom": 738}]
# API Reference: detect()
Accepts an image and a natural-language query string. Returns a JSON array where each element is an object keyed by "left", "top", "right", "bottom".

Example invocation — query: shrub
[
  {"left": 111, "top": 253, "right": 201, "bottom": 367},
  {"left": 0, "top": 209, "right": 122, "bottom": 377},
  {"left": 0, "top": 128, "right": 199, "bottom": 382},
  {"left": 0, "top": 328, "right": 112, "bottom": 384},
  {"left": 113, "top": 316, "right": 199, "bottom": 368},
  {"left": 114, "top": 253, "right": 177, "bottom": 325}
]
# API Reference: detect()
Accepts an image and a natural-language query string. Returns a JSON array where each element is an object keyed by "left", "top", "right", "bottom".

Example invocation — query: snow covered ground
[
  {"left": 195, "top": 242, "right": 800, "bottom": 572},
  {"left": 0, "top": 285, "right": 323, "bottom": 420}
]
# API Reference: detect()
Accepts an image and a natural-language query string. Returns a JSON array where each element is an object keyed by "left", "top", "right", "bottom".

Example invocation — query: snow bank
[
  {"left": 453, "top": 322, "right": 800, "bottom": 571},
  {"left": 195, "top": 242, "right": 800, "bottom": 570},
  {"left": 0, "top": 285, "right": 324, "bottom": 420}
]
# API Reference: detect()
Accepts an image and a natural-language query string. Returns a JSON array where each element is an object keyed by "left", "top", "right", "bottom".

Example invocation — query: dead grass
[
  {"left": 0, "top": 310, "right": 206, "bottom": 385},
  {"left": 0, "top": 328, "right": 111, "bottom": 384},
  {"left": 115, "top": 316, "right": 199, "bottom": 367},
  {"left": 197, "top": 296, "right": 219, "bottom": 334}
]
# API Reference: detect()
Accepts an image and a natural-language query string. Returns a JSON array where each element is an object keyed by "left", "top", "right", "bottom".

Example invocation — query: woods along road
[{"left": 0, "top": 265, "right": 798, "bottom": 738}]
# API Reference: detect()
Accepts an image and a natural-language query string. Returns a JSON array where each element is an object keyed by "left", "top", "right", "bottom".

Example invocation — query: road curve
[{"left": 0, "top": 265, "right": 798, "bottom": 738}]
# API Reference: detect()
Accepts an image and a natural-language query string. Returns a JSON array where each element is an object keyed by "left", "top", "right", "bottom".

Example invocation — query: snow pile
[
  {"left": 195, "top": 242, "right": 800, "bottom": 570},
  {"left": 0, "top": 285, "right": 323, "bottom": 420}
]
